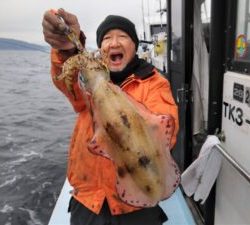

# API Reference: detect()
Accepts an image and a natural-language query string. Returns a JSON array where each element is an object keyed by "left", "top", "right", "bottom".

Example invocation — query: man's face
[{"left": 100, "top": 29, "right": 136, "bottom": 72}]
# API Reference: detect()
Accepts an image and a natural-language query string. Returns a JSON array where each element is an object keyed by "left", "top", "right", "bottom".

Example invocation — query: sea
[{"left": 0, "top": 50, "right": 76, "bottom": 225}]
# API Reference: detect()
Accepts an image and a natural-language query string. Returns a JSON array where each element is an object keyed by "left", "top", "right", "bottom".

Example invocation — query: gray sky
[{"left": 0, "top": 0, "right": 164, "bottom": 48}]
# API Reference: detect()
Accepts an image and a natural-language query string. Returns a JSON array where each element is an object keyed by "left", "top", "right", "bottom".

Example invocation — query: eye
[
  {"left": 119, "top": 34, "right": 129, "bottom": 38},
  {"left": 103, "top": 35, "right": 111, "bottom": 40}
]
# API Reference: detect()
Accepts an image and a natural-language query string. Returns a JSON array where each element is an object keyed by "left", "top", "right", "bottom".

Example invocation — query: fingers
[
  {"left": 42, "top": 8, "right": 81, "bottom": 50},
  {"left": 57, "top": 8, "right": 79, "bottom": 27},
  {"left": 43, "top": 31, "right": 68, "bottom": 49},
  {"left": 57, "top": 8, "right": 80, "bottom": 36},
  {"left": 42, "top": 9, "right": 76, "bottom": 50},
  {"left": 42, "top": 11, "right": 57, "bottom": 39}
]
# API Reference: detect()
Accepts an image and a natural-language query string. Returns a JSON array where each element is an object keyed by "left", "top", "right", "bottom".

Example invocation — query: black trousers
[{"left": 68, "top": 197, "right": 168, "bottom": 225}]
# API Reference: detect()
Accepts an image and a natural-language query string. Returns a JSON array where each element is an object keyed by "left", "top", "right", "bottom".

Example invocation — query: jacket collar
[{"left": 134, "top": 57, "right": 155, "bottom": 79}]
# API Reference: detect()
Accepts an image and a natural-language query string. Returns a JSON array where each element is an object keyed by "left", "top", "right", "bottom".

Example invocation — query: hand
[{"left": 42, "top": 8, "right": 81, "bottom": 50}]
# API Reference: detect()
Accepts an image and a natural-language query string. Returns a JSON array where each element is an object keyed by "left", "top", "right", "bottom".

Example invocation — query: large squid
[{"left": 55, "top": 20, "right": 180, "bottom": 207}]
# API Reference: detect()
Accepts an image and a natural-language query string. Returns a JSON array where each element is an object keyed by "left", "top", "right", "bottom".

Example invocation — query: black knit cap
[{"left": 96, "top": 15, "right": 139, "bottom": 50}]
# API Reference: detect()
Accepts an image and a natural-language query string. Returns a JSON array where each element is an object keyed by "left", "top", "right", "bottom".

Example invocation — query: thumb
[
  {"left": 57, "top": 8, "right": 67, "bottom": 18},
  {"left": 57, "top": 8, "right": 77, "bottom": 26}
]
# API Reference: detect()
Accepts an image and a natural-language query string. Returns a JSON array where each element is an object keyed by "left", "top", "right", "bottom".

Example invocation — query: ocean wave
[
  {"left": 0, "top": 50, "right": 73, "bottom": 225},
  {"left": 11, "top": 152, "right": 43, "bottom": 167},
  {"left": 0, "top": 204, "right": 14, "bottom": 213},
  {"left": 0, "top": 176, "right": 19, "bottom": 189},
  {"left": 42, "top": 181, "right": 52, "bottom": 189},
  {"left": 19, "top": 207, "right": 43, "bottom": 225},
  {"left": 22, "top": 151, "right": 43, "bottom": 158}
]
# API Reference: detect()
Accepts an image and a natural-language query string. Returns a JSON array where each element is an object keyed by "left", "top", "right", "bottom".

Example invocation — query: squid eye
[
  {"left": 79, "top": 73, "right": 85, "bottom": 82},
  {"left": 78, "top": 73, "right": 86, "bottom": 89}
]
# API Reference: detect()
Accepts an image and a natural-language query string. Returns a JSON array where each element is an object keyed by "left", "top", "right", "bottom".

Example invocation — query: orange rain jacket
[{"left": 50, "top": 48, "right": 179, "bottom": 215}]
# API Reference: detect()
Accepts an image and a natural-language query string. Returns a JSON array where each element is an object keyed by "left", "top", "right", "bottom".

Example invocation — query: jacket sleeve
[
  {"left": 145, "top": 72, "right": 179, "bottom": 149},
  {"left": 50, "top": 31, "right": 87, "bottom": 113}
]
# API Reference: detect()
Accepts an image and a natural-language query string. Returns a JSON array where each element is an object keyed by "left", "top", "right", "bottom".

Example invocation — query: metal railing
[{"left": 214, "top": 144, "right": 250, "bottom": 184}]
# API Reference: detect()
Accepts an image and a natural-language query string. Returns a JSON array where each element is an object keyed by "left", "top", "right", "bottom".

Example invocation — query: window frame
[{"left": 226, "top": 0, "right": 250, "bottom": 75}]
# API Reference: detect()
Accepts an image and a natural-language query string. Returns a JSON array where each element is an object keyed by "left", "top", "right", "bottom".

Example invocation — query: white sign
[{"left": 222, "top": 71, "right": 250, "bottom": 172}]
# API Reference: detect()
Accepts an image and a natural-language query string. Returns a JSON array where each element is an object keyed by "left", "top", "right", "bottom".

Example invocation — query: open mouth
[{"left": 110, "top": 53, "right": 123, "bottom": 62}]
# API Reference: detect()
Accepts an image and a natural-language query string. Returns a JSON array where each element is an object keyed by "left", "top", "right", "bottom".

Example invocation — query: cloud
[{"left": 0, "top": 0, "right": 164, "bottom": 47}]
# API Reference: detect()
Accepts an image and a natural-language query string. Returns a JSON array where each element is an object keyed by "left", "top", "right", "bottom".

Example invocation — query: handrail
[{"left": 214, "top": 144, "right": 250, "bottom": 184}]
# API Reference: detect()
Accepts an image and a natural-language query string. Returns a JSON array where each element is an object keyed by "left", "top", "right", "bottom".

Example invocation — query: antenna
[
  {"left": 156, "top": 0, "right": 167, "bottom": 31},
  {"left": 141, "top": 0, "right": 146, "bottom": 40},
  {"left": 147, "top": 0, "right": 150, "bottom": 26},
  {"left": 159, "top": 0, "right": 163, "bottom": 30}
]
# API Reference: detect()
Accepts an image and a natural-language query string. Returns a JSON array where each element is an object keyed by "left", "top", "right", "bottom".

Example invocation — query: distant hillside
[{"left": 0, "top": 38, "right": 49, "bottom": 52}]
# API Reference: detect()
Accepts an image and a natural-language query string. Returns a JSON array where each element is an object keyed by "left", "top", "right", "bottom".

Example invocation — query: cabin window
[
  {"left": 201, "top": 0, "right": 211, "bottom": 52},
  {"left": 171, "top": 0, "right": 182, "bottom": 63},
  {"left": 234, "top": 0, "right": 250, "bottom": 62},
  {"left": 150, "top": 24, "right": 167, "bottom": 36}
]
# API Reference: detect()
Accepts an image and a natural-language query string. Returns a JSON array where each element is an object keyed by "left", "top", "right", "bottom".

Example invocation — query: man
[{"left": 42, "top": 8, "right": 179, "bottom": 225}]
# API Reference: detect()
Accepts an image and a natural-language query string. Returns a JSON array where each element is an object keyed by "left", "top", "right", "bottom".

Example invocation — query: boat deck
[{"left": 48, "top": 179, "right": 195, "bottom": 225}]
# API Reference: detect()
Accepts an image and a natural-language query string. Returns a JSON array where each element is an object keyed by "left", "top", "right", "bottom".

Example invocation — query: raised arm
[{"left": 42, "top": 9, "right": 87, "bottom": 112}]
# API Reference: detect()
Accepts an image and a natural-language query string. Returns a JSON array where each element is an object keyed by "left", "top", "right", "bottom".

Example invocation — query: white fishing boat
[
  {"left": 48, "top": 179, "right": 195, "bottom": 225},
  {"left": 138, "top": 0, "right": 168, "bottom": 73},
  {"left": 156, "top": 0, "right": 250, "bottom": 224}
]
